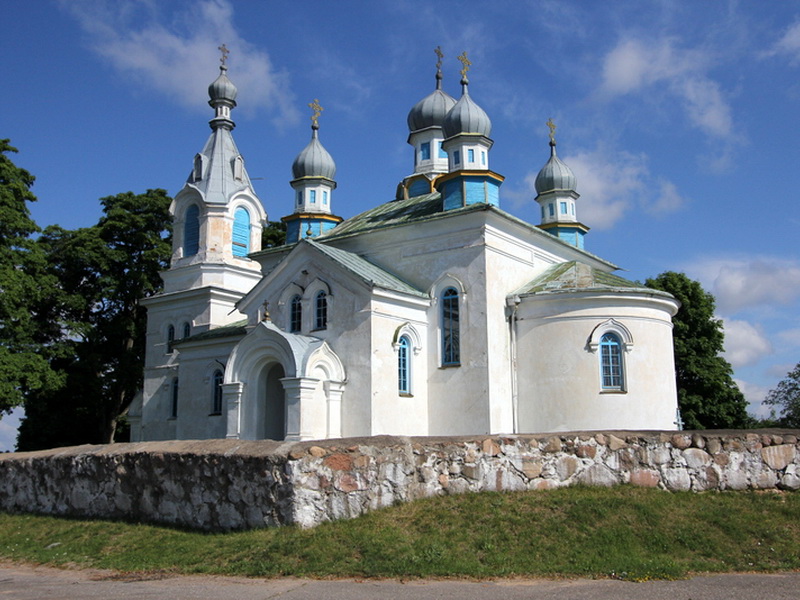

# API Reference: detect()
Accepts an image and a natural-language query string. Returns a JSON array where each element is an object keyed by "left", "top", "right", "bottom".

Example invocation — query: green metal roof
[
  {"left": 176, "top": 320, "right": 248, "bottom": 344},
  {"left": 303, "top": 239, "right": 427, "bottom": 298},
  {"left": 516, "top": 261, "right": 660, "bottom": 296}
]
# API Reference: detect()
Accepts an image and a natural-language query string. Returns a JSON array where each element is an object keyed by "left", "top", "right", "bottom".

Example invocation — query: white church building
[{"left": 129, "top": 51, "right": 680, "bottom": 443}]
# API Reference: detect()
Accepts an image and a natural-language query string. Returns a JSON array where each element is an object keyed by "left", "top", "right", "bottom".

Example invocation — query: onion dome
[
  {"left": 407, "top": 73, "right": 456, "bottom": 132},
  {"left": 442, "top": 76, "right": 491, "bottom": 139},
  {"left": 292, "top": 123, "right": 336, "bottom": 180},
  {"left": 208, "top": 64, "right": 238, "bottom": 106},
  {"left": 535, "top": 141, "right": 577, "bottom": 194}
]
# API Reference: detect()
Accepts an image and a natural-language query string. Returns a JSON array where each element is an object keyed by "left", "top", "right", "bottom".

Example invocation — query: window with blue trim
[
  {"left": 481, "top": 151, "right": 486, "bottom": 166},
  {"left": 421, "top": 142, "right": 431, "bottom": 160},
  {"left": 560, "top": 201, "right": 567, "bottom": 214},
  {"left": 441, "top": 287, "right": 460, "bottom": 366},
  {"left": 232, "top": 208, "right": 251, "bottom": 257},
  {"left": 184, "top": 205, "right": 200, "bottom": 256},
  {"left": 468, "top": 149, "right": 475, "bottom": 163},
  {"left": 453, "top": 150, "right": 461, "bottom": 165},
  {"left": 170, "top": 377, "right": 179, "bottom": 418},
  {"left": 310, "top": 190, "right": 316, "bottom": 203},
  {"left": 315, "top": 291, "right": 328, "bottom": 330},
  {"left": 290, "top": 295, "right": 302, "bottom": 333},
  {"left": 548, "top": 203, "right": 555, "bottom": 217},
  {"left": 296, "top": 190, "right": 302, "bottom": 205},
  {"left": 600, "top": 333, "right": 624, "bottom": 390},
  {"left": 398, "top": 335, "right": 411, "bottom": 394},
  {"left": 438, "top": 142, "right": 447, "bottom": 158},
  {"left": 167, "top": 324, "right": 175, "bottom": 354},
  {"left": 323, "top": 190, "right": 328, "bottom": 205},
  {"left": 211, "top": 370, "right": 223, "bottom": 415}
]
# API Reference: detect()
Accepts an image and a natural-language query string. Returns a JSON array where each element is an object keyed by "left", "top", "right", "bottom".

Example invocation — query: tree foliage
[
  {"left": 645, "top": 271, "right": 750, "bottom": 430},
  {"left": 16, "top": 190, "right": 172, "bottom": 450},
  {"left": 764, "top": 362, "right": 800, "bottom": 428},
  {"left": 0, "top": 140, "right": 61, "bottom": 413},
  {"left": 261, "top": 220, "right": 287, "bottom": 248}
]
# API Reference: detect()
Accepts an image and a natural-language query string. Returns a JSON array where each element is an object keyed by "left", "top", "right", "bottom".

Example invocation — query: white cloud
[
  {"left": 777, "top": 328, "right": 800, "bottom": 348},
  {"left": 648, "top": 179, "right": 687, "bottom": 215},
  {"left": 61, "top": 0, "right": 298, "bottom": 124},
  {"left": 735, "top": 378, "right": 772, "bottom": 420},
  {"left": 600, "top": 38, "right": 734, "bottom": 141},
  {"left": 721, "top": 317, "right": 773, "bottom": 368},
  {"left": 685, "top": 256, "right": 800, "bottom": 315},
  {"left": 764, "top": 21, "right": 800, "bottom": 64}
]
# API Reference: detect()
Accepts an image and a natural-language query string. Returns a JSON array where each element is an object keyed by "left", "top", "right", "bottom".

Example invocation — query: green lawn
[{"left": 1, "top": 486, "right": 798, "bottom": 580}]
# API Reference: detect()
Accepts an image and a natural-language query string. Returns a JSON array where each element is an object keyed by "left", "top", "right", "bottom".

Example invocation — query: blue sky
[{"left": 2, "top": 0, "right": 800, "bottom": 450}]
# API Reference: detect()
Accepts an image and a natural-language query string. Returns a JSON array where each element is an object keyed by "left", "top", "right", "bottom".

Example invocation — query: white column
[
  {"left": 280, "top": 377, "right": 320, "bottom": 441},
  {"left": 324, "top": 380, "right": 345, "bottom": 438},
  {"left": 223, "top": 382, "right": 244, "bottom": 439}
]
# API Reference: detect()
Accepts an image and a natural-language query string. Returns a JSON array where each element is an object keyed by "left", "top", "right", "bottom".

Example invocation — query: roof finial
[
  {"left": 546, "top": 118, "right": 557, "bottom": 146},
  {"left": 218, "top": 44, "right": 230, "bottom": 68},
  {"left": 434, "top": 46, "right": 444, "bottom": 85},
  {"left": 457, "top": 51, "right": 471, "bottom": 84},
  {"left": 308, "top": 98, "right": 323, "bottom": 130}
]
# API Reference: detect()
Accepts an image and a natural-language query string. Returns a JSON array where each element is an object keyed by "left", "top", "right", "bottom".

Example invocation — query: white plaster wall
[{"left": 514, "top": 293, "right": 679, "bottom": 433}]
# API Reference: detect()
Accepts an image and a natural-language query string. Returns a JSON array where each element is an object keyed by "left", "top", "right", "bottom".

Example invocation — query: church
[{"left": 129, "top": 50, "right": 680, "bottom": 443}]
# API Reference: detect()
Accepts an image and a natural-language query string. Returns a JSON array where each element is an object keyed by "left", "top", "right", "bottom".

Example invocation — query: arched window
[
  {"left": 600, "top": 333, "right": 624, "bottom": 390},
  {"left": 398, "top": 335, "right": 411, "bottom": 394},
  {"left": 441, "top": 287, "right": 460, "bottom": 366},
  {"left": 290, "top": 295, "right": 302, "bottom": 333},
  {"left": 182, "top": 322, "right": 191, "bottom": 339},
  {"left": 170, "top": 377, "right": 179, "bottom": 418},
  {"left": 314, "top": 291, "right": 328, "bottom": 330},
  {"left": 167, "top": 324, "right": 175, "bottom": 354},
  {"left": 211, "top": 370, "right": 224, "bottom": 415},
  {"left": 232, "top": 207, "right": 251, "bottom": 257},
  {"left": 184, "top": 205, "right": 200, "bottom": 256}
]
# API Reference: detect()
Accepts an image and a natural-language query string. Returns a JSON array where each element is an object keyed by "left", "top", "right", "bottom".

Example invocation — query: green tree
[
  {"left": 261, "top": 220, "right": 287, "bottom": 248},
  {"left": 0, "top": 140, "right": 61, "bottom": 414},
  {"left": 764, "top": 362, "right": 800, "bottom": 427},
  {"left": 645, "top": 271, "right": 750, "bottom": 429},
  {"left": 16, "top": 190, "right": 172, "bottom": 450}
]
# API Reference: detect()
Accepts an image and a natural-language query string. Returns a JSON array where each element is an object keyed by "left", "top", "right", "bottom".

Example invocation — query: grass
[{"left": 1, "top": 486, "right": 799, "bottom": 580}]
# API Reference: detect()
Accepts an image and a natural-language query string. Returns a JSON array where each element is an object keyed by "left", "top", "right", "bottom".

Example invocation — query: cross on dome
[
  {"left": 308, "top": 98, "right": 323, "bottom": 128},
  {"left": 547, "top": 118, "right": 557, "bottom": 144},
  {"left": 457, "top": 51, "right": 471, "bottom": 81},
  {"left": 218, "top": 44, "right": 230, "bottom": 66}
]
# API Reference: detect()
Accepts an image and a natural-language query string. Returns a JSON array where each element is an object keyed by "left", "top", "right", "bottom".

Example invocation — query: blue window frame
[
  {"left": 323, "top": 190, "right": 328, "bottom": 205},
  {"left": 453, "top": 150, "right": 461, "bottom": 165},
  {"left": 290, "top": 295, "right": 302, "bottom": 333},
  {"left": 481, "top": 151, "right": 486, "bottom": 166},
  {"left": 212, "top": 370, "right": 224, "bottom": 415},
  {"left": 167, "top": 324, "right": 175, "bottom": 353},
  {"left": 398, "top": 335, "right": 411, "bottom": 394},
  {"left": 600, "top": 333, "right": 624, "bottom": 390},
  {"left": 310, "top": 190, "right": 316, "bottom": 203},
  {"left": 421, "top": 142, "right": 431, "bottom": 160},
  {"left": 296, "top": 190, "right": 302, "bottom": 205},
  {"left": 441, "top": 287, "right": 460, "bottom": 366},
  {"left": 315, "top": 291, "right": 328, "bottom": 330},
  {"left": 468, "top": 149, "right": 475, "bottom": 163},
  {"left": 548, "top": 203, "right": 555, "bottom": 217},
  {"left": 232, "top": 208, "right": 250, "bottom": 257},
  {"left": 560, "top": 201, "right": 567, "bottom": 214},
  {"left": 170, "top": 378, "right": 179, "bottom": 418},
  {"left": 438, "top": 142, "right": 447, "bottom": 158},
  {"left": 184, "top": 205, "right": 200, "bottom": 256}
]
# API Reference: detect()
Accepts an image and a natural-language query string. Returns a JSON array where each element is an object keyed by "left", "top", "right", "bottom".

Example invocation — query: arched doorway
[{"left": 263, "top": 363, "right": 286, "bottom": 440}]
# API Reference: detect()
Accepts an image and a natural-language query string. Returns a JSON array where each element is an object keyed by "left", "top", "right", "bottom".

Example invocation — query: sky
[{"left": 2, "top": 0, "right": 800, "bottom": 450}]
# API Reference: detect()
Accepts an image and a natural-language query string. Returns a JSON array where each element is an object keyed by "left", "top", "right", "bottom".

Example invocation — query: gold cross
[
  {"left": 457, "top": 51, "right": 471, "bottom": 79},
  {"left": 546, "top": 118, "right": 557, "bottom": 143},
  {"left": 308, "top": 98, "right": 323, "bottom": 127},
  {"left": 218, "top": 44, "right": 230, "bottom": 66},
  {"left": 435, "top": 46, "right": 444, "bottom": 71}
]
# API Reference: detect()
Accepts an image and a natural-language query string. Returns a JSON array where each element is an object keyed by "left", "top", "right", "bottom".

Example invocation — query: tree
[
  {"left": 645, "top": 271, "right": 750, "bottom": 429},
  {"left": 262, "top": 220, "right": 287, "bottom": 248},
  {"left": 16, "top": 190, "right": 172, "bottom": 450},
  {"left": 764, "top": 362, "right": 800, "bottom": 427},
  {"left": 0, "top": 140, "right": 61, "bottom": 414}
]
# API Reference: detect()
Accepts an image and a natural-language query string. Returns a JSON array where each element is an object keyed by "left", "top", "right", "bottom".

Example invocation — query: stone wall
[{"left": 1, "top": 430, "right": 798, "bottom": 530}]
